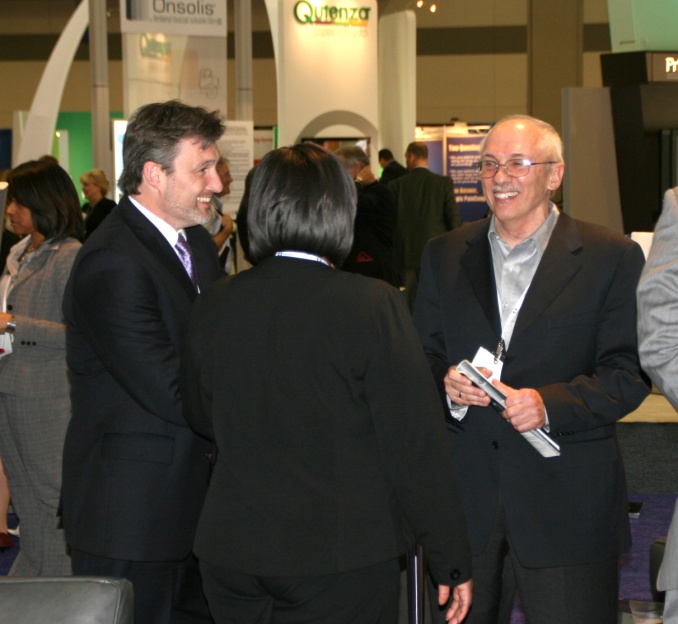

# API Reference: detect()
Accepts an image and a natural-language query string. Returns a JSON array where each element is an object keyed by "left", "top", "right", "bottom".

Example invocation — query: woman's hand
[{"left": 0, "top": 313, "right": 12, "bottom": 334}]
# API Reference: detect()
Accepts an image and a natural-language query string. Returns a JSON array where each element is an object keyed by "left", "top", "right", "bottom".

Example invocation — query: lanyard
[
  {"left": 275, "top": 251, "right": 330, "bottom": 266},
  {"left": 495, "top": 286, "right": 529, "bottom": 363}
]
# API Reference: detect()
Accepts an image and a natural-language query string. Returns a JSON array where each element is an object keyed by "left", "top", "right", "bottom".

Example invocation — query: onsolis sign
[
  {"left": 292, "top": 0, "right": 371, "bottom": 36},
  {"left": 120, "top": 0, "right": 227, "bottom": 37}
]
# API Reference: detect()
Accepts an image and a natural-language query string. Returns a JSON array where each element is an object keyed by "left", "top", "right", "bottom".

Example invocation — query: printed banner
[
  {"left": 417, "top": 124, "right": 490, "bottom": 223},
  {"left": 120, "top": 0, "right": 227, "bottom": 37},
  {"left": 446, "top": 129, "right": 488, "bottom": 223}
]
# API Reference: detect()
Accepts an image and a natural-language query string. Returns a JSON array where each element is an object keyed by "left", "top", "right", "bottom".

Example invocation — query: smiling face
[
  {"left": 156, "top": 138, "right": 222, "bottom": 229},
  {"left": 6, "top": 200, "right": 36, "bottom": 237},
  {"left": 481, "top": 118, "right": 564, "bottom": 241}
]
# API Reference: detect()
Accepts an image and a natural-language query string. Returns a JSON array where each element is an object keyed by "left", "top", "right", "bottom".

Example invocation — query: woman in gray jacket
[{"left": 0, "top": 160, "right": 83, "bottom": 575}]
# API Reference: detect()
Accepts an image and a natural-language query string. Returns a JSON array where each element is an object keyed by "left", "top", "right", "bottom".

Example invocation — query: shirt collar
[
  {"left": 128, "top": 196, "right": 185, "bottom": 247},
  {"left": 488, "top": 203, "right": 560, "bottom": 257}
]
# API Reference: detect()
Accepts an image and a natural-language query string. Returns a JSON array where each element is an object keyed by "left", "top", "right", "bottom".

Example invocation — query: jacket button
[
  {"left": 450, "top": 569, "right": 460, "bottom": 580},
  {"left": 20, "top": 341, "right": 25, "bottom": 345},
  {"left": 491, "top": 441, "right": 499, "bottom": 449},
  {"left": 6, "top": 304, "right": 12, "bottom": 311}
]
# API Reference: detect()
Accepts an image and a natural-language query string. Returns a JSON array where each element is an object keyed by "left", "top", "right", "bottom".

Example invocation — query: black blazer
[
  {"left": 61, "top": 197, "right": 222, "bottom": 562},
  {"left": 181, "top": 256, "right": 471, "bottom": 586},
  {"left": 84, "top": 197, "right": 117, "bottom": 239},
  {"left": 388, "top": 167, "right": 461, "bottom": 272},
  {"left": 341, "top": 181, "right": 399, "bottom": 286},
  {"left": 380, "top": 160, "right": 407, "bottom": 185},
  {"left": 413, "top": 214, "right": 650, "bottom": 568}
]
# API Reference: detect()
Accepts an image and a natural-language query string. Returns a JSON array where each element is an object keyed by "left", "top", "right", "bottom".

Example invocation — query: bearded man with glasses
[{"left": 413, "top": 114, "right": 650, "bottom": 624}]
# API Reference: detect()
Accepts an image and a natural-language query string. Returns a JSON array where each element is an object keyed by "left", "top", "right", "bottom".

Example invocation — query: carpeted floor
[
  {"left": 2, "top": 395, "right": 677, "bottom": 622},
  {"left": 507, "top": 400, "right": 678, "bottom": 624}
]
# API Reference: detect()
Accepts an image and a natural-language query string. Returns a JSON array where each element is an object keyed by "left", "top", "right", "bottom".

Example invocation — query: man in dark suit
[
  {"left": 335, "top": 145, "right": 399, "bottom": 286},
  {"left": 414, "top": 115, "right": 650, "bottom": 623},
  {"left": 61, "top": 100, "right": 225, "bottom": 624},
  {"left": 389, "top": 141, "right": 461, "bottom": 308},
  {"left": 378, "top": 148, "right": 407, "bottom": 185}
]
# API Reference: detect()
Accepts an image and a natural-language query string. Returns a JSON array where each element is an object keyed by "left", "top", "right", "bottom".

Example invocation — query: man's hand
[
  {"left": 492, "top": 379, "right": 545, "bottom": 431},
  {"left": 355, "top": 165, "right": 377, "bottom": 186},
  {"left": 220, "top": 212, "right": 234, "bottom": 237},
  {"left": 445, "top": 365, "right": 491, "bottom": 408},
  {"left": 439, "top": 579, "right": 473, "bottom": 623}
]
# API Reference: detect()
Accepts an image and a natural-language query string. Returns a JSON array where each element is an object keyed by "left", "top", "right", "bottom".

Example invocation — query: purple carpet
[
  {"left": 510, "top": 492, "right": 676, "bottom": 623},
  {"left": 0, "top": 513, "right": 19, "bottom": 575},
  {"left": 2, "top": 496, "right": 676, "bottom": 621},
  {"left": 621, "top": 492, "right": 676, "bottom": 600}
]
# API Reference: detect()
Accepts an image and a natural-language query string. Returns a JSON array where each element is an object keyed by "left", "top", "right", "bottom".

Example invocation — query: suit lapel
[
  {"left": 117, "top": 198, "right": 198, "bottom": 300},
  {"left": 185, "top": 225, "right": 221, "bottom": 292},
  {"left": 511, "top": 213, "right": 583, "bottom": 342},
  {"left": 460, "top": 221, "right": 502, "bottom": 336},
  {"left": 8, "top": 241, "right": 58, "bottom": 291}
]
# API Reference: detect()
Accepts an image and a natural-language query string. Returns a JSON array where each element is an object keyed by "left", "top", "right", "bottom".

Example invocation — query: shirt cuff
[{"left": 446, "top": 395, "right": 469, "bottom": 421}]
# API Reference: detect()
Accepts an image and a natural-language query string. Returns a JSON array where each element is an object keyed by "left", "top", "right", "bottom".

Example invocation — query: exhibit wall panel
[
  {"left": 0, "top": 60, "right": 124, "bottom": 129},
  {"left": 583, "top": 51, "right": 604, "bottom": 87},
  {"left": 562, "top": 86, "right": 623, "bottom": 233},
  {"left": 0, "top": 0, "right": 76, "bottom": 33},
  {"left": 417, "top": 54, "right": 527, "bottom": 124},
  {"left": 265, "top": 0, "right": 379, "bottom": 152},
  {"left": 0, "top": 62, "right": 43, "bottom": 128},
  {"left": 584, "top": 0, "right": 609, "bottom": 22},
  {"left": 226, "top": 58, "right": 277, "bottom": 126},
  {"left": 415, "top": 0, "right": 527, "bottom": 28},
  {"left": 122, "top": 34, "right": 227, "bottom": 117}
]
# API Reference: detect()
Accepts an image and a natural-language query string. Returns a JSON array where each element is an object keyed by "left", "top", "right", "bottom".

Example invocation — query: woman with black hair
[
  {"left": 0, "top": 160, "right": 83, "bottom": 575},
  {"left": 182, "top": 143, "right": 473, "bottom": 624}
]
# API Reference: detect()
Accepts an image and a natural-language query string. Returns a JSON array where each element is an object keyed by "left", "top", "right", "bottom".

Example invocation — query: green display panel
[
  {"left": 608, "top": 0, "right": 678, "bottom": 52},
  {"left": 55, "top": 111, "right": 124, "bottom": 200}
]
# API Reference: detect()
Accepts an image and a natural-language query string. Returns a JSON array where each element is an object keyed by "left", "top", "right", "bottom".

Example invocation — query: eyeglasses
[{"left": 475, "top": 158, "right": 557, "bottom": 179}]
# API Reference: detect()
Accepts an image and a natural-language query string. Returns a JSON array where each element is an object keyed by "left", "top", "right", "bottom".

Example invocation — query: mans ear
[
  {"left": 142, "top": 161, "right": 164, "bottom": 190},
  {"left": 547, "top": 162, "right": 565, "bottom": 191}
]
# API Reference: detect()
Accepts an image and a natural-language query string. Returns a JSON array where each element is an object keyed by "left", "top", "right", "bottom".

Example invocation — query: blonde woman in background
[{"left": 80, "top": 168, "right": 116, "bottom": 239}]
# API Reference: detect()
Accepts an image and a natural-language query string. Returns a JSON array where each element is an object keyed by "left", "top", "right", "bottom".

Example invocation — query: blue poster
[
  {"left": 446, "top": 134, "right": 488, "bottom": 223},
  {"left": 422, "top": 139, "right": 444, "bottom": 175}
]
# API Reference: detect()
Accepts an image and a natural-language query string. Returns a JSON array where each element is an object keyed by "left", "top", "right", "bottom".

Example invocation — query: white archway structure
[{"left": 16, "top": 0, "right": 88, "bottom": 165}]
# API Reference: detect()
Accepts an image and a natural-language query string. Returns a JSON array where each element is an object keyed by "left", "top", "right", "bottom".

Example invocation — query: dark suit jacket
[
  {"left": 61, "top": 197, "right": 222, "bottom": 562},
  {"left": 181, "top": 257, "right": 471, "bottom": 585},
  {"left": 341, "top": 181, "right": 399, "bottom": 286},
  {"left": 83, "top": 197, "right": 117, "bottom": 239},
  {"left": 413, "top": 214, "right": 650, "bottom": 568},
  {"left": 380, "top": 159, "right": 407, "bottom": 185},
  {"left": 388, "top": 167, "right": 461, "bottom": 273}
]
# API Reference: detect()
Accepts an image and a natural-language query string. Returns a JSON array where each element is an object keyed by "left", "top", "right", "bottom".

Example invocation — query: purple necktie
[{"left": 175, "top": 233, "right": 198, "bottom": 289}]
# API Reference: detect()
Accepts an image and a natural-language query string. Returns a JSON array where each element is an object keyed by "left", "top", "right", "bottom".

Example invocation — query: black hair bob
[{"left": 247, "top": 143, "right": 356, "bottom": 267}]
